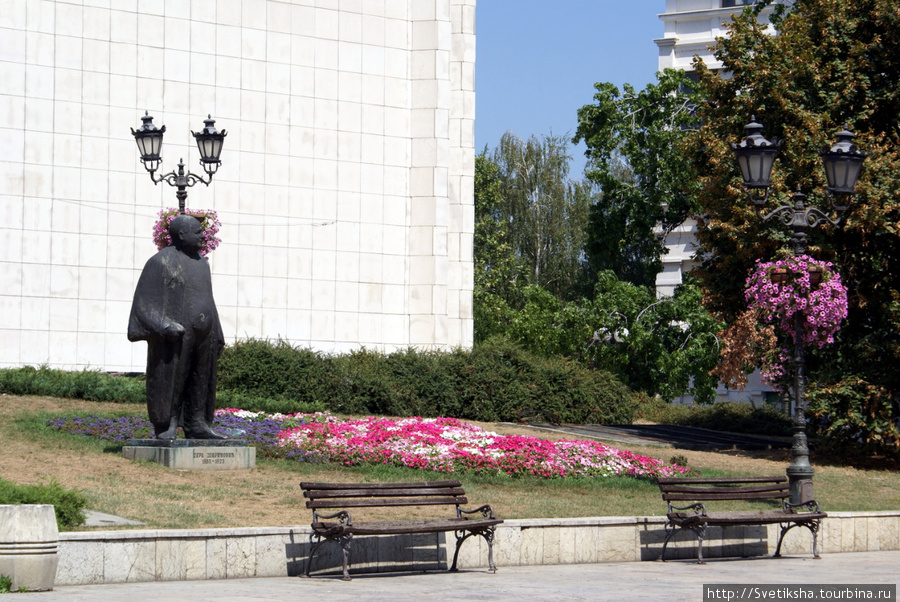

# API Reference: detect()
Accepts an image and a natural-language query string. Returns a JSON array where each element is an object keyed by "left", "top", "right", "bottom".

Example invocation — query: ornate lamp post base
[
  {"left": 786, "top": 466, "right": 814, "bottom": 504},
  {"left": 787, "top": 407, "right": 815, "bottom": 503}
]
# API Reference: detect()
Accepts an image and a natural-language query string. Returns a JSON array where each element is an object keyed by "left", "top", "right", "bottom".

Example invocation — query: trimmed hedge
[
  {"left": 217, "top": 339, "right": 634, "bottom": 425},
  {"left": 0, "top": 366, "right": 144, "bottom": 403},
  {"left": 0, "top": 340, "right": 635, "bottom": 425}
]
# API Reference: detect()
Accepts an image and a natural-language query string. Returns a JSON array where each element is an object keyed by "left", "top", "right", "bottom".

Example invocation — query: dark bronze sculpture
[{"left": 128, "top": 215, "right": 227, "bottom": 440}]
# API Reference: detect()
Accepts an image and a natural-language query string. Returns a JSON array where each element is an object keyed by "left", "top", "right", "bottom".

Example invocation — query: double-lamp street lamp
[
  {"left": 732, "top": 117, "right": 866, "bottom": 503},
  {"left": 131, "top": 111, "right": 227, "bottom": 214}
]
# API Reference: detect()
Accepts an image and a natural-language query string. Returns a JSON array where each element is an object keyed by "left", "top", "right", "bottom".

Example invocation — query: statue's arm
[{"left": 127, "top": 254, "right": 183, "bottom": 342}]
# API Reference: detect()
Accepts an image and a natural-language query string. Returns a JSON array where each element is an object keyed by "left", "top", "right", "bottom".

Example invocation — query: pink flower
[
  {"left": 745, "top": 255, "right": 848, "bottom": 391},
  {"left": 152, "top": 207, "right": 222, "bottom": 256},
  {"left": 275, "top": 413, "right": 691, "bottom": 479}
]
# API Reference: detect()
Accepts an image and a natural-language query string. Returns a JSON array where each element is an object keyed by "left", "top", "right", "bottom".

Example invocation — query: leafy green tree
[
  {"left": 490, "top": 132, "right": 592, "bottom": 300},
  {"left": 690, "top": 0, "right": 900, "bottom": 454},
  {"left": 574, "top": 69, "right": 700, "bottom": 288},
  {"left": 485, "top": 275, "right": 720, "bottom": 404},
  {"left": 587, "top": 273, "right": 720, "bottom": 404},
  {"left": 473, "top": 153, "right": 519, "bottom": 343}
]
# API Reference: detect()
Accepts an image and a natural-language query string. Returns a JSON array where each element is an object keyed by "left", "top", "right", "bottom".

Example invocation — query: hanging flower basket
[
  {"left": 744, "top": 255, "right": 848, "bottom": 392},
  {"left": 767, "top": 265, "right": 824, "bottom": 288},
  {"left": 746, "top": 255, "right": 848, "bottom": 350},
  {"left": 152, "top": 208, "right": 222, "bottom": 256}
]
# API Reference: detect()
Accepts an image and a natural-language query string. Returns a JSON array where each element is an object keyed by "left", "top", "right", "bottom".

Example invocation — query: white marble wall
[
  {"left": 55, "top": 512, "right": 900, "bottom": 584},
  {"left": 0, "top": 0, "right": 475, "bottom": 372}
]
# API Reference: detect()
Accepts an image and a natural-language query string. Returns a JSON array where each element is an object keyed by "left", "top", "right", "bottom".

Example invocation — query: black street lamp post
[
  {"left": 732, "top": 118, "right": 866, "bottom": 504},
  {"left": 131, "top": 111, "right": 227, "bottom": 214}
]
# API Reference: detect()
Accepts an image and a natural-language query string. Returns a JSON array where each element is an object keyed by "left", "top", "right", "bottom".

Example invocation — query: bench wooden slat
[
  {"left": 313, "top": 517, "right": 503, "bottom": 536},
  {"left": 304, "top": 487, "right": 466, "bottom": 499},
  {"left": 306, "top": 496, "right": 469, "bottom": 509},
  {"left": 657, "top": 476, "right": 786, "bottom": 485},
  {"left": 663, "top": 490, "right": 789, "bottom": 502},
  {"left": 669, "top": 510, "right": 827, "bottom": 526},
  {"left": 300, "top": 480, "right": 462, "bottom": 490},
  {"left": 660, "top": 483, "right": 789, "bottom": 495}
]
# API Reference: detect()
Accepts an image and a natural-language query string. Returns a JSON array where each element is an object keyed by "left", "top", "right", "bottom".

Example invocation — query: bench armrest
[
  {"left": 457, "top": 504, "right": 497, "bottom": 520},
  {"left": 312, "top": 509, "right": 353, "bottom": 527},
  {"left": 667, "top": 502, "right": 707, "bottom": 517},
  {"left": 783, "top": 499, "right": 820, "bottom": 514}
]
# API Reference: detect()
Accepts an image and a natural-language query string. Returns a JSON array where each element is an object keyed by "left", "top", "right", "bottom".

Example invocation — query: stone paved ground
[{"left": 36, "top": 551, "right": 900, "bottom": 602}]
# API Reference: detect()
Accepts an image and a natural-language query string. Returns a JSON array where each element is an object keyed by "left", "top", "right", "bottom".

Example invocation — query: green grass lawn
[{"left": 2, "top": 396, "right": 898, "bottom": 530}]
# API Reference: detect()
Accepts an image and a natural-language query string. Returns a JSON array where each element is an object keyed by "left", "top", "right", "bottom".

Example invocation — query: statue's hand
[{"left": 163, "top": 321, "right": 185, "bottom": 341}]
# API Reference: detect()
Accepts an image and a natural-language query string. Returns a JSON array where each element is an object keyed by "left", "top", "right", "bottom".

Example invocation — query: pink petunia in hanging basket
[
  {"left": 745, "top": 255, "right": 848, "bottom": 348},
  {"left": 744, "top": 255, "right": 848, "bottom": 389},
  {"left": 152, "top": 208, "right": 222, "bottom": 256}
]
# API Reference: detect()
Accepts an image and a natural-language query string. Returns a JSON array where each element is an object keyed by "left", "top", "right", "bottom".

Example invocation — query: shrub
[
  {"left": 217, "top": 339, "right": 634, "bottom": 425},
  {"left": 214, "top": 391, "right": 326, "bottom": 415},
  {"left": 807, "top": 377, "right": 900, "bottom": 459},
  {"left": 632, "top": 396, "right": 792, "bottom": 437},
  {"left": 0, "top": 366, "right": 144, "bottom": 403},
  {"left": 0, "top": 478, "right": 88, "bottom": 530},
  {"left": 216, "top": 339, "right": 338, "bottom": 404}
]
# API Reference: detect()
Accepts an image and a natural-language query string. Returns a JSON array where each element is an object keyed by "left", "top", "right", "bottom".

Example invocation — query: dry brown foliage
[{"left": 711, "top": 308, "right": 777, "bottom": 390}]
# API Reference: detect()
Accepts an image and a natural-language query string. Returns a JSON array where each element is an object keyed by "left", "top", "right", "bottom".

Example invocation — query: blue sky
[{"left": 474, "top": 2, "right": 663, "bottom": 176}]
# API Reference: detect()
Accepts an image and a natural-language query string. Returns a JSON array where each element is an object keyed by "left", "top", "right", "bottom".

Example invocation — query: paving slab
[
  {"left": 32, "top": 551, "right": 899, "bottom": 601},
  {"left": 82, "top": 510, "right": 144, "bottom": 527}
]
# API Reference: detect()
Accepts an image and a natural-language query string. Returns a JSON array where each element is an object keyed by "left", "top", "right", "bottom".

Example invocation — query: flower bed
[{"left": 47, "top": 410, "right": 690, "bottom": 479}]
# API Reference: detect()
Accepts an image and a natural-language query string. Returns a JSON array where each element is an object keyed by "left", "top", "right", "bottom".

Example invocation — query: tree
[
  {"left": 690, "top": 0, "right": 900, "bottom": 454},
  {"left": 481, "top": 275, "right": 720, "bottom": 404},
  {"left": 586, "top": 273, "right": 720, "bottom": 404},
  {"left": 574, "top": 69, "right": 700, "bottom": 288},
  {"left": 490, "top": 132, "right": 592, "bottom": 300},
  {"left": 473, "top": 152, "right": 519, "bottom": 343}
]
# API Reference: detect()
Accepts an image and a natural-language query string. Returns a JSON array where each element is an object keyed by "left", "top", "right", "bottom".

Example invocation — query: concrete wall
[
  {"left": 0, "top": 0, "right": 476, "bottom": 372},
  {"left": 56, "top": 511, "right": 900, "bottom": 584}
]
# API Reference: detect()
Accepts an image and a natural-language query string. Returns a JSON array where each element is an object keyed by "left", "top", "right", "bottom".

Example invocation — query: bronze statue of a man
[{"left": 128, "top": 215, "right": 227, "bottom": 440}]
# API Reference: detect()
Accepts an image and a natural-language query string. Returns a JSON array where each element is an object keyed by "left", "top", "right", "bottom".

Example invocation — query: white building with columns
[
  {"left": 0, "top": 0, "right": 476, "bottom": 372},
  {"left": 654, "top": 0, "right": 778, "bottom": 298}
]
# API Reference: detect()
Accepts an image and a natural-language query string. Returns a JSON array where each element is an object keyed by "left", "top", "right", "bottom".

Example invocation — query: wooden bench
[
  {"left": 299, "top": 480, "right": 503, "bottom": 580},
  {"left": 656, "top": 476, "right": 826, "bottom": 563}
]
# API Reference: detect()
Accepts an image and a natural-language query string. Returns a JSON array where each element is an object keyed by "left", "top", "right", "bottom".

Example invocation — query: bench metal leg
[
  {"left": 339, "top": 534, "right": 353, "bottom": 581},
  {"left": 659, "top": 521, "right": 675, "bottom": 562},
  {"left": 693, "top": 524, "right": 707, "bottom": 564},
  {"left": 302, "top": 533, "right": 354, "bottom": 581},
  {"left": 301, "top": 533, "right": 324, "bottom": 579},
  {"left": 660, "top": 522, "right": 706, "bottom": 563},
  {"left": 775, "top": 520, "right": 821, "bottom": 559},
  {"left": 451, "top": 527, "right": 497, "bottom": 573}
]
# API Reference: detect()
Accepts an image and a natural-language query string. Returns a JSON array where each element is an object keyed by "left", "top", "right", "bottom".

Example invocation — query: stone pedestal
[
  {"left": 122, "top": 439, "right": 256, "bottom": 470},
  {"left": 0, "top": 504, "right": 59, "bottom": 591}
]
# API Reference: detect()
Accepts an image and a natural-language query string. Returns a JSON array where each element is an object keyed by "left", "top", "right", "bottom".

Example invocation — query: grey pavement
[
  {"left": 83, "top": 510, "right": 145, "bottom": 527},
  {"left": 31, "top": 551, "right": 899, "bottom": 601}
]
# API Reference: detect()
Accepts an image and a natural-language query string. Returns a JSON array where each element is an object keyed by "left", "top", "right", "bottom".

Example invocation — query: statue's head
[{"left": 168, "top": 215, "right": 204, "bottom": 254}]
